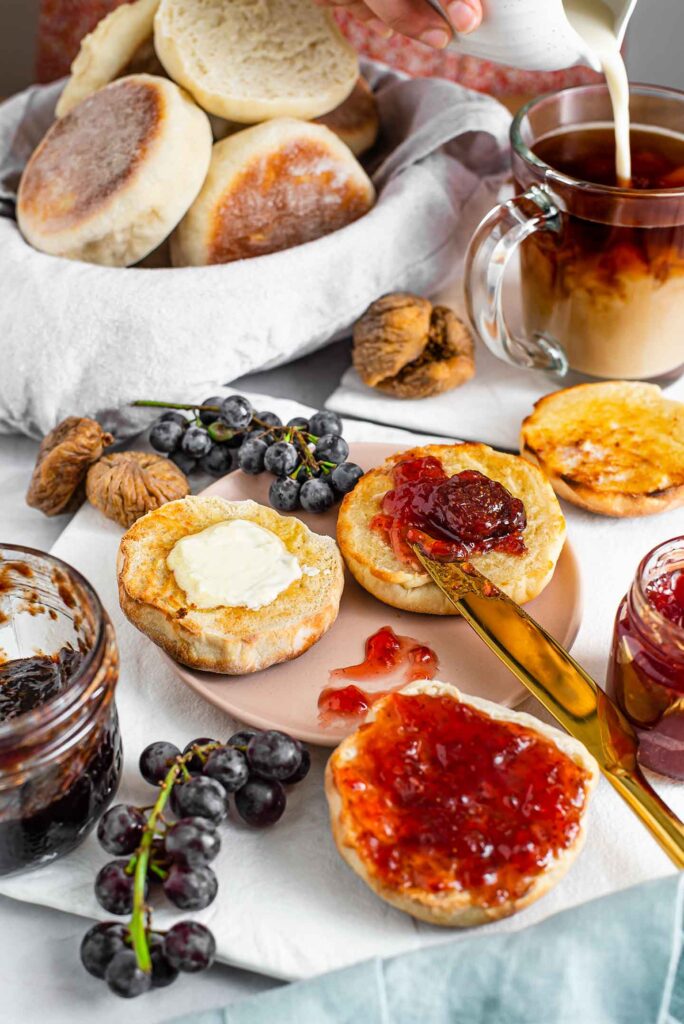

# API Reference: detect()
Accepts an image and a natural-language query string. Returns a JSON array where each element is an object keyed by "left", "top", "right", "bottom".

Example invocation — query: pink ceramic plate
[{"left": 168, "top": 442, "right": 582, "bottom": 746}]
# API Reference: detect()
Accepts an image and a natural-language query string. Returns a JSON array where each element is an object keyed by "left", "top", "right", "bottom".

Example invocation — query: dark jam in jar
[
  {"left": 371, "top": 456, "right": 527, "bottom": 568},
  {"left": 0, "top": 548, "right": 122, "bottom": 875},
  {"left": 318, "top": 625, "right": 439, "bottom": 723},
  {"left": 332, "top": 692, "right": 589, "bottom": 905},
  {"left": 607, "top": 538, "right": 684, "bottom": 779}
]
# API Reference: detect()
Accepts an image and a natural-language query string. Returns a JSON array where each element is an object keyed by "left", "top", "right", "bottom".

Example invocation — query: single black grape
[
  {"left": 227, "top": 728, "right": 259, "bottom": 750},
  {"left": 203, "top": 746, "right": 249, "bottom": 793},
  {"left": 257, "top": 410, "right": 282, "bottom": 433},
  {"left": 139, "top": 741, "right": 181, "bottom": 785},
  {"left": 95, "top": 860, "right": 144, "bottom": 916},
  {"left": 237, "top": 438, "right": 268, "bottom": 474},
  {"left": 170, "top": 450, "right": 197, "bottom": 475},
  {"left": 198, "top": 396, "right": 224, "bottom": 425},
  {"left": 269, "top": 477, "right": 300, "bottom": 512},
  {"left": 287, "top": 416, "right": 310, "bottom": 431},
  {"left": 264, "top": 441, "right": 298, "bottom": 476},
  {"left": 160, "top": 411, "right": 190, "bottom": 429},
  {"left": 309, "top": 410, "right": 342, "bottom": 437},
  {"left": 105, "top": 949, "right": 152, "bottom": 998},
  {"left": 181, "top": 426, "right": 213, "bottom": 459},
  {"left": 80, "top": 922, "right": 128, "bottom": 979},
  {"left": 163, "top": 863, "right": 218, "bottom": 911},
  {"left": 314, "top": 433, "right": 349, "bottom": 465},
  {"left": 182, "top": 737, "right": 217, "bottom": 774},
  {"left": 150, "top": 420, "right": 184, "bottom": 454},
  {"left": 282, "top": 747, "right": 311, "bottom": 785},
  {"left": 220, "top": 395, "right": 253, "bottom": 430},
  {"left": 235, "top": 778, "right": 286, "bottom": 827},
  {"left": 199, "top": 445, "right": 235, "bottom": 477},
  {"left": 97, "top": 804, "right": 146, "bottom": 856},
  {"left": 300, "top": 477, "right": 335, "bottom": 513},
  {"left": 165, "top": 817, "right": 221, "bottom": 868},
  {"left": 247, "top": 730, "right": 303, "bottom": 781},
  {"left": 149, "top": 934, "right": 179, "bottom": 988},
  {"left": 163, "top": 921, "right": 216, "bottom": 974},
  {"left": 331, "top": 462, "right": 364, "bottom": 496},
  {"left": 171, "top": 776, "right": 228, "bottom": 825}
]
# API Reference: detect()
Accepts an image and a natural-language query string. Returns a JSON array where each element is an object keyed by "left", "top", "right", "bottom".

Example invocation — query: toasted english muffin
[
  {"left": 56, "top": 0, "right": 161, "bottom": 118},
  {"left": 521, "top": 381, "right": 684, "bottom": 518},
  {"left": 117, "top": 496, "right": 344, "bottom": 674},
  {"left": 19, "top": 75, "right": 212, "bottom": 267},
  {"left": 336, "top": 443, "right": 566, "bottom": 613},
  {"left": 313, "top": 77, "right": 379, "bottom": 157},
  {"left": 326, "top": 680, "right": 598, "bottom": 927}
]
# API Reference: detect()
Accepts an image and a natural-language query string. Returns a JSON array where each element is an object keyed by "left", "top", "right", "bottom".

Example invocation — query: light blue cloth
[{"left": 169, "top": 874, "right": 684, "bottom": 1024}]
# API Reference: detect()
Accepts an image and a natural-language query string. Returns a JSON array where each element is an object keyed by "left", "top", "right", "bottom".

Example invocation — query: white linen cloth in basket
[{"left": 0, "top": 62, "right": 511, "bottom": 439}]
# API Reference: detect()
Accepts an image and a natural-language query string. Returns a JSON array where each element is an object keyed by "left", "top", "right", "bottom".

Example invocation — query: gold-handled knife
[{"left": 412, "top": 545, "right": 684, "bottom": 868}]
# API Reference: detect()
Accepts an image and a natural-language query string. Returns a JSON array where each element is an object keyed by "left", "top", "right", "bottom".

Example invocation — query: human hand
[{"left": 314, "top": 0, "right": 482, "bottom": 51}]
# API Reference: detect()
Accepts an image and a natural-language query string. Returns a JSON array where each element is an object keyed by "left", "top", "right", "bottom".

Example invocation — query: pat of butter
[{"left": 167, "top": 519, "right": 302, "bottom": 610}]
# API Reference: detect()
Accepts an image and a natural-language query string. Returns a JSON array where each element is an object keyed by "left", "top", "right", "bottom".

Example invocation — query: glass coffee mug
[{"left": 465, "top": 83, "right": 684, "bottom": 382}]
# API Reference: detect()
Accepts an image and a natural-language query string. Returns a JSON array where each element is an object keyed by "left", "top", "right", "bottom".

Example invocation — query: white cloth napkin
[
  {"left": 1, "top": 387, "right": 682, "bottom": 983},
  {"left": 326, "top": 276, "right": 684, "bottom": 450},
  {"left": 0, "top": 63, "right": 511, "bottom": 440}
]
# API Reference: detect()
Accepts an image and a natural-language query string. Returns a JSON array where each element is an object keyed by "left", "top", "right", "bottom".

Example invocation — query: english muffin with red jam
[
  {"left": 336, "top": 443, "right": 565, "bottom": 613},
  {"left": 326, "top": 680, "right": 598, "bottom": 927}
]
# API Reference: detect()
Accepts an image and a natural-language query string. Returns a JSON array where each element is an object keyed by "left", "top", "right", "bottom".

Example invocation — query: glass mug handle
[{"left": 464, "top": 184, "right": 568, "bottom": 374}]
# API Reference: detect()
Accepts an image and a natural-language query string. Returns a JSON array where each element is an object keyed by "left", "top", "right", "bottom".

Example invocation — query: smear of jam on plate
[
  {"left": 371, "top": 456, "right": 526, "bottom": 568},
  {"left": 333, "top": 692, "right": 589, "bottom": 906},
  {"left": 318, "top": 626, "right": 438, "bottom": 723}
]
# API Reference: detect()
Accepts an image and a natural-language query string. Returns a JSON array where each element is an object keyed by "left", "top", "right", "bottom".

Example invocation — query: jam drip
[
  {"left": 371, "top": 457, "right": 526, "bottom": 568},
  {"left": 646, "top": 570, "right": 684, "bottom": 629},
  {"left": 0, "top": 647, "right": 83, "bottom": 722},
  {"left": 319, "top": 626, "right": 438, "bottom": 723},
  {"left": 334, "top": 692, "right": 588, "bottom": 906}
]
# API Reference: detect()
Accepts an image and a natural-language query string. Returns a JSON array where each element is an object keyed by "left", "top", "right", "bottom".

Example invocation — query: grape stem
[{"left": 126, "top": 742, "right": 219, "bottom": 975}]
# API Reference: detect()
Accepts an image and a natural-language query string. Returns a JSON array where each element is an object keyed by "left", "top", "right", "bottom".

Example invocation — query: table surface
[{"left": 0, "top": 351, "right": 348, "bottom": 1024}]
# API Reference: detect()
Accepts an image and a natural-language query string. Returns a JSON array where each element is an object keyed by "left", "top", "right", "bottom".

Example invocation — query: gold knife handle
[{"left": 606, "top": 768, "right": 684, "bottom": 869}]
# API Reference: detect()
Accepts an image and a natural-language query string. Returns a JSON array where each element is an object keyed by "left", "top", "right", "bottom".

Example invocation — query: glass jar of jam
[
  {"left": 0, "top": 545, "right": 122, "bottom": 875},
  {"left": 607, "top": 537, "right": 684, "bottom": 779}
]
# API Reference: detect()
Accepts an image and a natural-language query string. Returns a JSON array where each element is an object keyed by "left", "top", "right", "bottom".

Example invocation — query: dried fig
[
  {"left": 376, "top": 306, "right": 475, "bottom": 399},
  {"left": 353, "top": 293, "right": 431, "bottom": 387},
  {"left": 86, "top": 452, "right": 189, "bottom": 528},
  {"left": 27, "top": 417, "right": 114, "bottom": 516}
]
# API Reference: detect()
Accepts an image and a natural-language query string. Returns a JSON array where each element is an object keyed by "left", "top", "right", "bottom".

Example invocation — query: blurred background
[{"left": 0, "top": 0, "right": 682, "bottom": 100}]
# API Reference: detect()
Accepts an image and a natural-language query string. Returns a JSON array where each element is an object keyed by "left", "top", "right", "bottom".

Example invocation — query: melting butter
[{"left": 167, "top": 519, "right": 302, "bottom": 610}]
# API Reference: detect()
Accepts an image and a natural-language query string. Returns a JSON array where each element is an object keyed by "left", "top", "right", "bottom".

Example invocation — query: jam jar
[
  {"left": 607, "top": 537, "right": 684, "bottom": 779},
  {"left": 0, "top": 545, "right": 122, "bottom": 875}
]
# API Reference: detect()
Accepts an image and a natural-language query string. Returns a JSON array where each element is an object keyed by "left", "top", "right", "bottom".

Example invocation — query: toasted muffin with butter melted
[
  {"left": 521, "top": 382, "right": 684, "bottom": 517},
  {"left": 336, "top": 443, "right": 566, "bottom": 614},
  {"left": 326, "top": 680, "right": 598, "bottom": 928},
  {"left": 117, "top": 496, "right": 344, "bottom": 674},
  {"left": 18, "top": 74, "right": 211, "bottom": 267}
]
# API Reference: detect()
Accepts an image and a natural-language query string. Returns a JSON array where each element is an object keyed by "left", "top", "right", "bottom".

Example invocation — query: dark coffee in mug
[{"left": 520, "top": 125, "right": 684, "bottom": 381}]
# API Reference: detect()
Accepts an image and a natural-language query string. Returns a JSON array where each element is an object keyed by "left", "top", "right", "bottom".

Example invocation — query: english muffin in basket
[
  {"left": 314, "top": 77, "right": 380, "bottom": 157},
  {"left": 521, "top": 381, "right": 684, "bottom": 517},
  {"left": 56, "top": 0, "right": 161, "bottom": 117},
  {"left": 337, "top": 443, "right": 566, "bottom": 613},
  {"left": 326, "top": 680, "right": 598, "bottom": 927},
  {"left": 171, "top": 119, "right": 375, "bottom": 266},
  {"left": 19, "top": 74, "right": 212, "bottom": 267},
  {"left": 154, "top": 0, "right": 358, "bottom": 122},
  {"left": 117, "top": 496, "right": 344, "bottom": 674}
]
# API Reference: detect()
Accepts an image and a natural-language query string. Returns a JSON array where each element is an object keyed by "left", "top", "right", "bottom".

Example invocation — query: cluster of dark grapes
[
  {"left": 143, "top": 394, "right": 364, "bottom": 514},
  {"left": 81, "top": 728, "right": 309, "bottom": 998}
]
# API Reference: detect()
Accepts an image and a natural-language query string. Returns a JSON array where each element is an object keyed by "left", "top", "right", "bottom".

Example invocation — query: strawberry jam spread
[
  {"left": 319, "top": 626, "right": 439, "bottom": 722},
  {"left": 370, "top": 457, "right": 526, "bottom": 568},
  {"left": 334, "top": 692, "right": 589, "bottom": 905}
]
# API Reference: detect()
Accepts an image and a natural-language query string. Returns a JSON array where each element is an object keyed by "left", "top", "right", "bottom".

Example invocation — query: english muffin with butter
[
  {"left": 117, "top": 496, "right": 344, "bottom": 674},
  {"left": 18, "top": 74, "right": 211, "bottom": 267}
]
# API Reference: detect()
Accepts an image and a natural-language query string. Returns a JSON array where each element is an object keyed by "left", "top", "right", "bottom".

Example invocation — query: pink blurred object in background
[{"left": 36, "top": 0, "right": 600, "bottom": 98}]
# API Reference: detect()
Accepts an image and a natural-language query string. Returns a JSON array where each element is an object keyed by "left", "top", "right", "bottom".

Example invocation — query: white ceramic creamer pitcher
[{"left": 436, "top": 0, "right": 637, "bottom": 71}]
